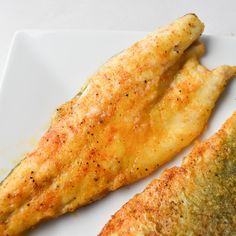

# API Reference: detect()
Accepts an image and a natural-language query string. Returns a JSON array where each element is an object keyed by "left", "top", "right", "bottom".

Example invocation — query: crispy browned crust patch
[{"left": 100, "top": 113, "right": 236, "bottom": 236}]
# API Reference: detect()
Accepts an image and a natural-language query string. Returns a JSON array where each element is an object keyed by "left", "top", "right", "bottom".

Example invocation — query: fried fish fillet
[
  {"left": 100, "top": 112, "right": 236, "bottom": 236},
  {"left": 0, "top": 14, "right": 234, "bottom": 235}
]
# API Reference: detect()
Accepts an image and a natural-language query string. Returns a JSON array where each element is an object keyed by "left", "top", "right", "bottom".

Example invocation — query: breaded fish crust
[
  {"left": 0, "top": 14, "right": 235, "bottom": 235},
  {"left": 100, "top": 112, "right": 236, "bottom": 236}
]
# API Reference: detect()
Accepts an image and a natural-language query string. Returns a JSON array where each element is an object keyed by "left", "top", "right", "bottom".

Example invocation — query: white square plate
[{"left": 0, "top": 31, "right": 235, "bottom": 235}]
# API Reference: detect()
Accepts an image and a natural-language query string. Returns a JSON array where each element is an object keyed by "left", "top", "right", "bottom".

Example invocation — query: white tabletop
[{"left": 0, "top": 0, "right": 235, "bottom": 79}]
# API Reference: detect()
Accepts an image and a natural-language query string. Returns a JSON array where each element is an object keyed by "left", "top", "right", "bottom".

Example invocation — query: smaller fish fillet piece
[{"left": 100, "top": 112, "right": 236, "bottom": 236}]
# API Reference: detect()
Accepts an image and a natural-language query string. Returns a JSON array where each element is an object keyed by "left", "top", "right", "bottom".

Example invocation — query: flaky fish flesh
[
  {"left": 0, "top": 14, "right": 235, "bottom": 235},
  {"left": 100, "top": 112, "right": 236, "bottom": 236}
]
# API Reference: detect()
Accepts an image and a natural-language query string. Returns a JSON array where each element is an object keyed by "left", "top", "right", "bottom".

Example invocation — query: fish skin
[
  {"left": 0, "top": 14, "right": 230, "bottom": 235},
  {"left": 100, "top": 112, "right": 236, "bottom": 236}
]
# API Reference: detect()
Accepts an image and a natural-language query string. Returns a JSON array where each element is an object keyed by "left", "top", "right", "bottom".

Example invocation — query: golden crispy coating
[
  {"left": 0, "top": 14, "right": 234, "bottom": 235},
  {"left": 100, "top": 112, "right": 236, "bottom": 236}
]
